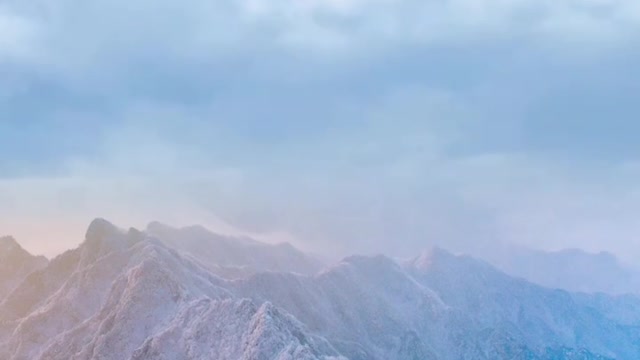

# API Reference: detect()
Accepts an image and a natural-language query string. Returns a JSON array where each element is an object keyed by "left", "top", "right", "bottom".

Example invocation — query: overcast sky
[{"left": 1, "top": 0, "right": 640, "bottom": 259}]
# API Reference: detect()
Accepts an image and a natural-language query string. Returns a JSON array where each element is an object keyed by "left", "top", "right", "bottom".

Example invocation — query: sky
[{"left": 1, "top": 0, "right": 640, "bottom": 259}]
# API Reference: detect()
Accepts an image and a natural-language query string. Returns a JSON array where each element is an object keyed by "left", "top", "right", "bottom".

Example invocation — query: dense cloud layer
[
  {"left": 1, "top": 0, "right": 640, "bottom": 260},
  {"left": 3, "top": 0, "right": 640, "bottom": 63}
]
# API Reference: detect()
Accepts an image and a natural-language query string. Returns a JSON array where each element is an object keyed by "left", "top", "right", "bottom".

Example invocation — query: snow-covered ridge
[
  {"left": 0, "top": 219, "right": 639, "bottom": 359},
  {"left": 146, "top": 221, "right": 325, "bottom": 276},
  {"left": 0, "top": 236, "right": 48, "bottom": 302},
  {"left": 0, "top": 219, "right": 346, "bottom": 360},
  {"left": 0, "top": 236, "right": 21, "bottom": 253},
  {"left": 486, "top": 244, "right": 640, "bottom": 295}
]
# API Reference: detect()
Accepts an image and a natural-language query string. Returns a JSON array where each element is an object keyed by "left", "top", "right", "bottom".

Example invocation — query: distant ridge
[
  {"left": 0, "top": 219, "right": 638, "bottom": 359},
  {"left": 146, "top": 221, "right": 325, "bottom": 276},
  {"left": 486, "top": 244, "right": 640, "bottom": 295},
  {"left": 0, "top": 236, "right": 48, "bottom": 301}
]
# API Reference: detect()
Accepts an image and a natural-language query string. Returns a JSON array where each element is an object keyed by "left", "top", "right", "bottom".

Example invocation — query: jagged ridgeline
[{"left": 1, "top": 219, "right": 639, "bottom": 359}]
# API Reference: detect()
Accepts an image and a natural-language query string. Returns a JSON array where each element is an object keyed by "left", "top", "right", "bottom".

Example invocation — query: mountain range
[
  {"left": 1, "top": 219, "right": 639, "bottom": 359},
  {"left": 485, "top": 245, "right": 640, "bottom": 295}
]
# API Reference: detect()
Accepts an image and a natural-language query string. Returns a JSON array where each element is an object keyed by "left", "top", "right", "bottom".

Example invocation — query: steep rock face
[
  {"left": 572, "top": 292, "right": 640, "bottom": 326},
  {"left": 0, "top": 220, "right": 342, "bottom": 360},
  {"left": 0, "top": 247, "right": 81, "bottom": 324},
  {"left": 404, "top": 248, "right": 640, "bottom": 360},
  {"left": 233, "top": 255, "right": 446, "bottom": 360},
  {"left": 131, "top": 299, "right": 344, "bottom": 360},
  {"left": 0, "top": 220, "right": 149, "bottom": 360},
  {"left": 39, "top": 255, "right": 228, "bottom": 360},
  {"left": 233, "top": 251, "right": 625, "bottom": 360},
  {"left": 2, "top": 219, "right": 640, "bottom": 360},
  {"left": 0, "top": 218, "right": 142, "bottom": 325},
  {"left": 146, "top": 222, "right": 324, "bottom": 276},
  {"left": 0, "top": 236, "right": 48, "bottom": 301},
  {"left": 486, "top": 245, "right": 640, "bottom": 295}
]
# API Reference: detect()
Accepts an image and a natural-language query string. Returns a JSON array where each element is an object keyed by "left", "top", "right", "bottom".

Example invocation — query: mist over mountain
[
  {"left": 146, "top": 221, "right": 325, "bottom": 277},
  {"left": 3, "top": 0, "right": 639, "bottom": 357},
  {"left": 484, "top": 245, "right": 640, "bottom": 295},
  {"left": 1, "top": 219, "right": 640, "bottom": 359}
]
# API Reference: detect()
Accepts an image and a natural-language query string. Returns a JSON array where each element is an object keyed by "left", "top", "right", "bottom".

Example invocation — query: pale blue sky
[{"left": 1, "top": 0, "right": 640, "bottom": 258}]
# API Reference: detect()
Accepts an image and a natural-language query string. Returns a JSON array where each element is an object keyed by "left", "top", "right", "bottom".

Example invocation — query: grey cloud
[
  {"left": 4, "top": 0, "right": 639, "bottom": 74},
  {"left": 2, "top": 0, "right": 640, "bottom": 262}
]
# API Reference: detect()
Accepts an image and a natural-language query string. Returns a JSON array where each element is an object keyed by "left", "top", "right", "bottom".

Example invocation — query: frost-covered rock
[
  {"left": 131, "top": 298, "right": 344, "bottom": 360},
  {"left": 2, "top": 220, "right": 640, "bottom": 360},
  {"left": 0, "top": 236, "right": 47, "bottom": 301},
  {"left": 146, "top": 222, "right": 324, "bottom": 276},
  {"left": 404, "top": 248, "right": 640, "bottom": 359},
  {"left": 486, "top": 245, "right": 640, "bottom": 295},
  {"left": 0, "top": 220, "right": 340, "bottom": 360}
]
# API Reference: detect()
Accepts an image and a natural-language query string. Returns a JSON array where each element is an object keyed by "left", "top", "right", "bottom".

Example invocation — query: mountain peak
[
  {"left": 85, "top": 218, "right": 120, "bottom": 243},
  {"left": 0, "top": 235, "right": 21, "bottom": 253},
  {"left": 333, "top": 254, "right": 402, "bottom": 277},
  {"left": 80, "top": 218, "right": 143, "bottom": 264},
  {"left": 146, "top": 221, "right": 172, "bottom": 234},
  {"left": 410, "top": 246, "right": 455, "bottom": 270}
]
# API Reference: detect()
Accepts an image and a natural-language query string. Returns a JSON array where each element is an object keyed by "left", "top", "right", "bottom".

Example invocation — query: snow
[
  {"left": 1, "top": 219, "right": 639, "bottom": 359},
  {"left": 485, "top": 244, "right": 640, "bottom": 295},
  {"left": 0, "top": 236, "right": 48, "bottom": 302},
  {"left": 146, "top": 222, "right": 325, "bottom": 277}
]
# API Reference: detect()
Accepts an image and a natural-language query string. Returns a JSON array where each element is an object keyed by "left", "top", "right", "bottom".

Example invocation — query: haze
[{"left": 1, "top": 0, "right": 640, "bottom": 261}]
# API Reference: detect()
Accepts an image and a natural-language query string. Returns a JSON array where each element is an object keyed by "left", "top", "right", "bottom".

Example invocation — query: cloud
[
  {"left": 0, "top": 7, "right": 39, "bottom": 61},
  {"left": 4, "top": 0, "right": 639, "bottom": 75},
  {"left": 0, "top": 86, "right": 463, "bottom": 256},
  {"left": 445, "top": 154, "right": 640, "bottom": 261},
  {"left": 1, "top": 0, "right": 640, "bottom": 262},
  {"left": 2, "top": 89, "right": 640, "bottom": 262}
]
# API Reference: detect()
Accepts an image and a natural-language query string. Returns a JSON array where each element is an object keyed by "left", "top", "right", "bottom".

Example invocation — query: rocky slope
[
  {"left": 146, "top": 222, "right": 324, "bottom": 277},
  {"left": 0, "top": 220, "right": 342, "bottom": 360},
  {"left": 485, "top": 245, "right": 640, "bottom": 295},
  {"left": 0, "top": 236, "right": 47, "bottom": 301},
  {"left": 1, "top": 220, "right": 639, "bottom": 359}
]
